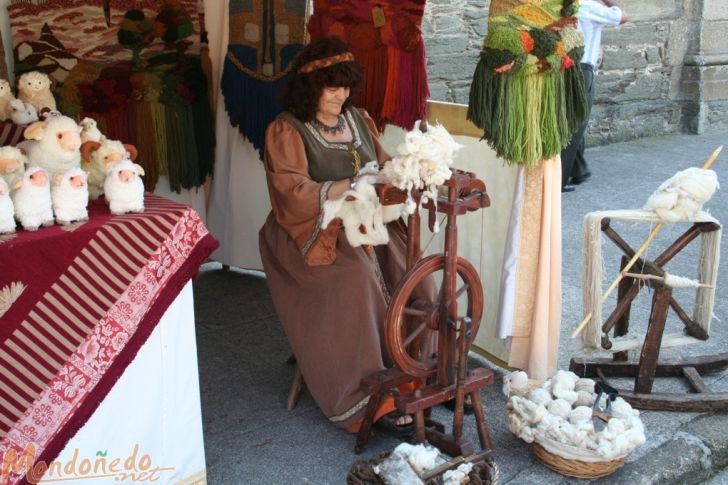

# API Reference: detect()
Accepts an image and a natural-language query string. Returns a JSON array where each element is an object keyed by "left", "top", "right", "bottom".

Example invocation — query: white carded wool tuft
[
  {"left": 644, "top": 168, "right": 718, "bottom": 223},
  {"left": 382, "top": 120, "right": 462, "bottom": 227}
]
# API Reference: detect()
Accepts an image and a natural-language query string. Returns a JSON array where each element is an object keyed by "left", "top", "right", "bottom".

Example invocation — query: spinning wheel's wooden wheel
[{"left": 385, "top": 254, "right": 484, "bottom": 378}]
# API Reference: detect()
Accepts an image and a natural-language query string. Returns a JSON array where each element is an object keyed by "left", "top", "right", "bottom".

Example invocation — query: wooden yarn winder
[
  {"left": 570, "top": 213, "right": 727, "bottom": 411},
  {"left": 354, "top": 169, "right": 494, "bottom": 457}
]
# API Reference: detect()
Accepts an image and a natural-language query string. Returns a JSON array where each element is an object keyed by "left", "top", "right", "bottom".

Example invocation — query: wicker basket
[
  {"left": 532, "top": 441, "right": 624, "bottom": 479},
  {"left": 347, "top": 451, "right": 500, "bottom": 484}
]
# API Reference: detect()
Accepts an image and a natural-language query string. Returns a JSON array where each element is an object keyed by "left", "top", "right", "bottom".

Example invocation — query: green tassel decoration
[{"left": 467, "top": 0, "right": 588, "bottom": 167}]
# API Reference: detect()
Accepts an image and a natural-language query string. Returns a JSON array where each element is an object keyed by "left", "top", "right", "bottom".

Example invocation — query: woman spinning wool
[{"left": 258, "top": 37, "right": 434, "bottom": 433}]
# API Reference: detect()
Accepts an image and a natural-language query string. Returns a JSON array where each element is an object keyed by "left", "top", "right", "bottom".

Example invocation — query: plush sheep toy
[
  {"left": 104, "top": 159, "right": 145, "bottom": 215},
  {"left": 20, "top": 115, "right": 82, "bottom": 176},
  {"left": 17, "top": 71, "right": 56, "bottom": 113},
  {"left": 51, "top": 167, "right": 89, "bottom": 225},
  {"left": 81, "top": 139, "right": 138, "bottom": 198},
  {"left": 0, "top": 79, "right": 16, "bottom": 122},
  {"left": 0, "top": 178, "right": 16, "bottom": 234},
  {"left": 9, "top": 98, "right": 38, "bottom": 125},
  {"left": 11, "top": 166, "right": 54, "bottom": 231},
  {"left": 0, "top": 146, "right": 28, "bottom": 189},
  {"left": 79, "top": 117, "right": 104, "bottom": 143}
]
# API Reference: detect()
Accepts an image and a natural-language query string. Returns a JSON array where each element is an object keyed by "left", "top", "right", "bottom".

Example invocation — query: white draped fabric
[
  {"left": 40, "top": 283, "right": 207, "bottom": 485},
  {"left": 204, "top": 0, "right": 271, "bottom": 271}
]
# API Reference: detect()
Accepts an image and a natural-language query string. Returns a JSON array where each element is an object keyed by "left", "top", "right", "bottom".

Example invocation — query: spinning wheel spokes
[{"left": 386, "top": 254, "right": 484, "bottom": 378}]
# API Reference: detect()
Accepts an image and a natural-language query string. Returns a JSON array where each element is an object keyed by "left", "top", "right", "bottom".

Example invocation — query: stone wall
[{"left": 422, "top": 0, "right": 728, "bottom": 146}]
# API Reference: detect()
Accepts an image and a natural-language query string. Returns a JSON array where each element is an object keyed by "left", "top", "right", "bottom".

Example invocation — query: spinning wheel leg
[
  {"left": 355, "top": 391, "right": 383, "bottom": 453},
  {"left": 415, "top": 409, "right": 426, "bottom": 443},
  {"left": 469, "top": 390, "right": 492, "bottom": 450}
]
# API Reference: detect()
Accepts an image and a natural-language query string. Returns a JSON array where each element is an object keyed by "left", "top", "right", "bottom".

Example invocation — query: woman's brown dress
[{"left": 259, "top": 107, "right": 427, "bottom": 429}]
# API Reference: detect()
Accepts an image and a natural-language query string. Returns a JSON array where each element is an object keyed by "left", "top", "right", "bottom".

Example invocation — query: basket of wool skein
[
  {"left": 503, "top": 370, "right": 646, "bottom": 479},
  {"left": 347, "top": 443, "right": 499, "bottom": 485}
]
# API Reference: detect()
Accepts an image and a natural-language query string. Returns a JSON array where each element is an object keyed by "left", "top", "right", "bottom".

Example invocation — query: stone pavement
[{"left": 193, "top": 130, "right": 728, "bottom": 484}]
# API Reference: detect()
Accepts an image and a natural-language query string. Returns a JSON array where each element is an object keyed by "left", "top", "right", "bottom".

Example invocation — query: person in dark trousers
[{"left": 561, "top": 0, "right": 628, "bottom": 192}]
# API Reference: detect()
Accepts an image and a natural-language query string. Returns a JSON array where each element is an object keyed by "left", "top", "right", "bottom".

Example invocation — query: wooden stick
[{"left": 572, "top": 146, "right": 722, "bottom": 339}]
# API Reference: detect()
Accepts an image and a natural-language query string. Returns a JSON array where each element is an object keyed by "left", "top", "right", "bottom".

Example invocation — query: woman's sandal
[
  {"left": 443, "top": 396, "right": 474, "bottom": 415},
  {"left": 374, "top": 411, "right": 416, "bottom": 439}
]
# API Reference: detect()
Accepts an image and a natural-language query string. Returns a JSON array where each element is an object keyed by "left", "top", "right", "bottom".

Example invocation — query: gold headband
[{"left": 298, "top": 52, "right": 355, "bottom": 74}]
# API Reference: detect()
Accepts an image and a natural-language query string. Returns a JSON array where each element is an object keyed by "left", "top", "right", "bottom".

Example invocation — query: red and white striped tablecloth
[{"left": 0, "top": 195, "right": 217, "bottom": 485}]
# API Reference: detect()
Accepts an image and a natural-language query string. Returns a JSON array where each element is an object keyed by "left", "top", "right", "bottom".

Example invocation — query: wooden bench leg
[{"left": 286, "top": 366, "right": 305, "bottom": 410}]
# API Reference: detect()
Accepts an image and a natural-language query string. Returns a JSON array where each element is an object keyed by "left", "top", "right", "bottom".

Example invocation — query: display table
[{"left": 0, "top": 195, "right": 217, "bottom": 485}]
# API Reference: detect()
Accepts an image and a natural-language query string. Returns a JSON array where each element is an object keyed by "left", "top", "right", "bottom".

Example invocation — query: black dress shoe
[
  {"left": 571, "top": 172, "right": 592, "bottom": 185},
  {"left": 561, "top": 184, "right": 576, "bottom": 193}
]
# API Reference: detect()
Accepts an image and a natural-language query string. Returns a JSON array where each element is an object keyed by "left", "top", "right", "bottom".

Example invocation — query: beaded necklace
[{"left": 311, "top": 114, "right": 346, "bottom": 135}]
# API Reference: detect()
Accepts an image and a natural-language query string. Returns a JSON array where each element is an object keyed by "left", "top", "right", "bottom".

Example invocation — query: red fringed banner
[{"left": 308, "top": 0, "right": 429, "bottom": 131}]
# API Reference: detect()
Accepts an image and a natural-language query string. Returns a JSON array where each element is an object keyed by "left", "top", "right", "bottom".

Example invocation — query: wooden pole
[{"left": 572, "top": 146, "right": 722, "bottom": 339}]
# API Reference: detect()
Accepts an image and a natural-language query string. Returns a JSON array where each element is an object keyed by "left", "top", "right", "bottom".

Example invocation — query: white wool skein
[
  {"left": 104, "top": 159, "right": 145, "bottom": 215},
  {"left": 12, "top": 166, "right": 53, "bottom": 231},
  {"left": 568, "top": 405, "right": 593, "bottom": 425},
  {"left": 527, "top": 387, "right": 552, "bottom": 406},
  {"left": 546, "top": 398, "right": 572, "bottom": 419},
  {"left": 0, "top": 178, "right": 15, "bottom": 234},
  {"left": 443, "top": 463, "right": 474, "bottom": 485},
  {"left": 575, "top": 378, "right": 596, "bottom": 394},
  {"left": 503, "top": 370, "right": 529, "bottom": 397},
  {"left": 575, "top": 390, "right": 595, "bottom": 407},
  {"left": 610, "top": 397, "right": 637, "bottom": 419},
  {"left": 644, "top": 167, "right": 719, "bottom": 223},
  {"left": 512, "top": 396, "right": 548, "bottom": 425},
  {"left": 51, "top": 167, "right": 89, "bottom": 225},
  {"left": 551, "top": 370, "right": 580, "bottom": 405}
]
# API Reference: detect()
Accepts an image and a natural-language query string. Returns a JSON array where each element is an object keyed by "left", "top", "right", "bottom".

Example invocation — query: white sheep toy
[
  {"left": 0, "top": 178, "right": 15, "bottom": 234},
  {"left": 9, "top": 98, "right": 38, "bottom": 125},
  {"left": 0, "top": 146, "right": 28, "bottom": 189},
  {"left": 17, "top": 71, "right": 56, "bottom": 113},
  {"left": 20, "top": 115, "right": 82, "bottom": 176},
  {"left": 104, "top": 159, "right": 145, "bottom": 215},
  {"left": 0, "top": 79, "right": 16, "bottom": 122},
  {"left": 79, "top": 117, "right": 104, "bottom": 143},
  {"left": 11, "top": 166, "right": 54, "bottom": 231},
  {"left": 51, "top": 167, "right": 89, "bottom": 225},
  {"left": 81, "top": 139, "right": 138, "bottom": 199}
]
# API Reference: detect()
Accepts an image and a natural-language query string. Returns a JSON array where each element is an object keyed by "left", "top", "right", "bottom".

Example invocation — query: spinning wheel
[
  {"left": 355, "top": 170, "right": 495, "bottom": 457},
  {"left": 386, "top": 255, "right": 483, "bottom": 379}
]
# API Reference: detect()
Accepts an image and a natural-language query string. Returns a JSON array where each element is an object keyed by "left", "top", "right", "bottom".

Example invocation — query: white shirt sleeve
[{"left": 579, "top": 2, "right": 623, "bottom": 27}]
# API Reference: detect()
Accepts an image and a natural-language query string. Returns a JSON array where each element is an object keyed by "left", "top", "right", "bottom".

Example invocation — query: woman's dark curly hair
[{"left": 280, "top": 36, "right": 364, "bottom": 121}]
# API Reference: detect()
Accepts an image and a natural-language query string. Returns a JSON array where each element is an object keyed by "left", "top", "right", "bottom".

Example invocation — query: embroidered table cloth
[{"left": 0, "top": 195, "right": 217, "bottom": 484}]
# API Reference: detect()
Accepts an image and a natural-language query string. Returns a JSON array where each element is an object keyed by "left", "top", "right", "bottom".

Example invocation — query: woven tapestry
[
  {"left": 8, "top": 0, "right": 214, "bottom": 192},
  {"left": 221, "top": 0, "right": 308, "bottom": 156},
  {"left": 467, "top": 0, "right": 587, "bottom": 167},
  {"left": 308, "top": 0, "right": 429, "bottom": 131}
]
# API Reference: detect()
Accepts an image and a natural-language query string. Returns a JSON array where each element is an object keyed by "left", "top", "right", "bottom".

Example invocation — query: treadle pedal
[{"left": 683, "top": 366, "right": 712, "bottom": 394}]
